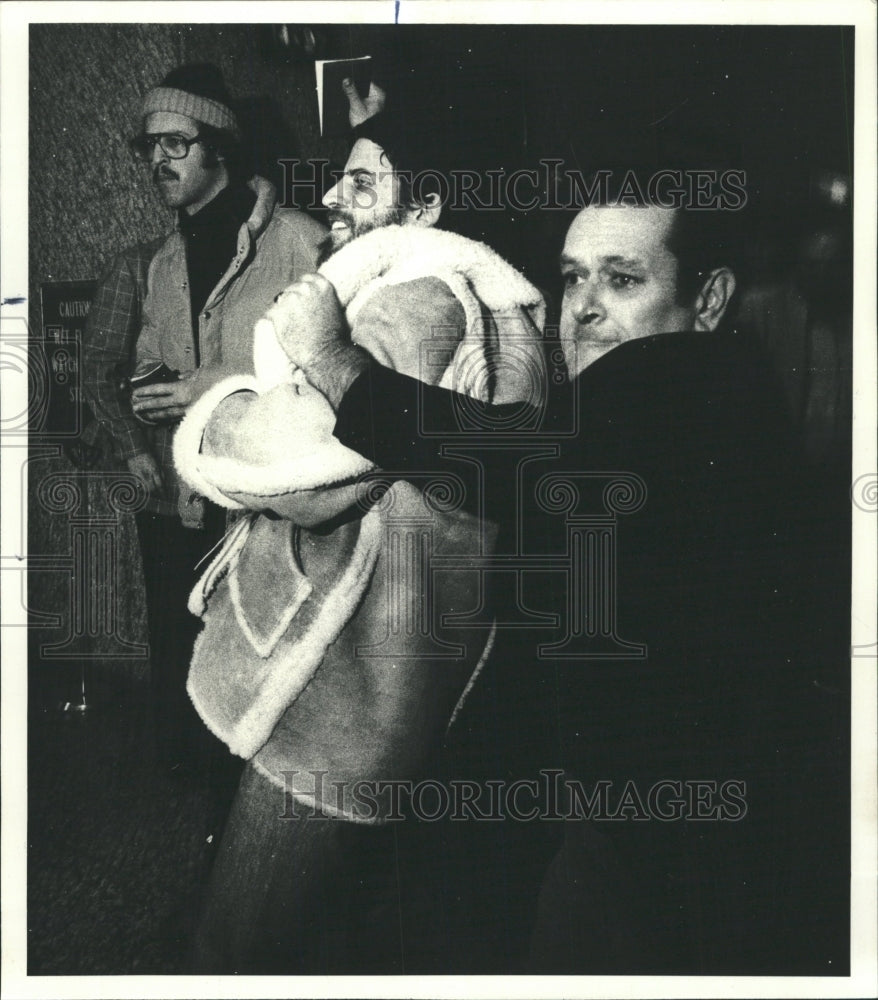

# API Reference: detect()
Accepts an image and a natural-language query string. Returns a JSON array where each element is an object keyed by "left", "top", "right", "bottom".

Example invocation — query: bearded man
[{"left": 172, "top": 93, "right": 546, "bottom": 973}]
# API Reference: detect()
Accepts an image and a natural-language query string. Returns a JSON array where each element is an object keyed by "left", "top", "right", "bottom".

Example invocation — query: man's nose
[
  {"left": 149, "top": 140, "right": 168, "bottom": 166},
  {"left": 569, "top": 282, "right": 605, "bottom": 326},
  {"left": 322, "top": 177, "right": 345, "bottom": 210}
]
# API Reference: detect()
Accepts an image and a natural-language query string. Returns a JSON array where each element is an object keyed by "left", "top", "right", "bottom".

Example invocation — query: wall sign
[{"left": 37, "top": 279, "right": 96, "bottom": 441}]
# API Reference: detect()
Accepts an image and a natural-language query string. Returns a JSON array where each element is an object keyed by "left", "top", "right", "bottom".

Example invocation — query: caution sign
[{"left": 36, "top": 279, "right": 96, "bottom": 439}]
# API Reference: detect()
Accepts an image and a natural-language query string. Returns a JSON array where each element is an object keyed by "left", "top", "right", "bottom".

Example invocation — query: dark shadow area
[
  {"left": 27, "top": 665, "right": 215, "bottom": 974},
  {"left": 24, "top": 19, "right": 854, "bottom": 977}
]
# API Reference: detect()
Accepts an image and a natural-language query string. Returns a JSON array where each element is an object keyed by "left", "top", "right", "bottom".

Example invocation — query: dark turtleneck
[{"left": 179, "top": 182, "right": 257, "bottom": 361}]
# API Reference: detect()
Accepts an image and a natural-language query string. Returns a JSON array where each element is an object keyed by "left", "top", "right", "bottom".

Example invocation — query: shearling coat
[{"left": 175, "top": 224, "right": 546, "bottom": 820}]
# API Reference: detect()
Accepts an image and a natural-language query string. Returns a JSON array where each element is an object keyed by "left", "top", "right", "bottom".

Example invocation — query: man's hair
[
  {"left": 571, "top": 165, "right": 744, "bottom": 308},
  {"left": 352, "top": 109, "right": 449, "bottom": 213},
  {"left": 394, "top": 165, "right": 445, "bottom": 212},
  {"left": 666, "top": 207, "right": 742, "bottom": 306},
  {"left": 196, "top": 122, "right": 245, "bottom": 182}
]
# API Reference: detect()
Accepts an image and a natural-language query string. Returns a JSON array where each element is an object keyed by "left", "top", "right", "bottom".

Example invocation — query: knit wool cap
[{"left": 142, "top": 63, "right": 240, "bottom": 138}]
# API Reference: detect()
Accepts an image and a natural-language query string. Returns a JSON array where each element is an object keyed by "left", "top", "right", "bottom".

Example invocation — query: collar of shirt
[{"left": 178, "top": 182, "right": 257, "bottom": 239}]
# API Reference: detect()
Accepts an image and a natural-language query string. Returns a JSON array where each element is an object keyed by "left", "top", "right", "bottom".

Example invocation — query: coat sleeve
[
  {"left": 81, "top": 242, "right": 158, "bottom": 461},
  {"left": 133, "top": 263, "right": 165, "bottom": 374},
  {"left": 333, "top": 359, "right": 537, "bottom": 524}
]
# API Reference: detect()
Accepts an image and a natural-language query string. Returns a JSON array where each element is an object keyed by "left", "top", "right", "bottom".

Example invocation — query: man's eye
[
  {"left": 561, "top": 271, "right": 581, "bottom": 288},
  {"left": 609, "top": 272, "right": 641, "bottom": 290},
  {"left": 352, "top": 174, "right": 373, "bottom": 190}
]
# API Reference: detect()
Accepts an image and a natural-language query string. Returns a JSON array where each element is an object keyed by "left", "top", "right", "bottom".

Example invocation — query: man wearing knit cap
[{"left": 121, "top": 63, "right": 324, "bottom": 783}]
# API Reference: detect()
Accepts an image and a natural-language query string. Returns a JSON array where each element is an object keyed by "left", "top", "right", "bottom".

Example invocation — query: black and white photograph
[{"left": 1, "top": 1, "right": 875, "bottom": 997}]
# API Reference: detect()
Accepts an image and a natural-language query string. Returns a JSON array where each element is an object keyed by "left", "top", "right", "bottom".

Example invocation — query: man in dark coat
[{"left": 268, "top": 195, "right": 849, "bottom": 975}]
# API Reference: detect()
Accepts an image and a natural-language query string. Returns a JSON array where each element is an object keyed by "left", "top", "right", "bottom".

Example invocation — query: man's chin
[
  {"left": 317, "top": 229, "right": 352, "bottom": 266},
  {"left": 153, "top": 178, "right": 180, "bottom": 204}
]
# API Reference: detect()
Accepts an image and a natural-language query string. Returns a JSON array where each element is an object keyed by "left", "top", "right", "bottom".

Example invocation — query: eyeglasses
[{"left": 128, "top": 133, "right": 205, "bottom": 162}]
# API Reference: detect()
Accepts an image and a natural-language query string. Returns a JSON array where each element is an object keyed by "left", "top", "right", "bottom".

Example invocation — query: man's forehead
[
  {"left": 143, "top": 110, "right": 200, "bottom": 135},
  {"left": 562, "top": 204, "right": 676, "bottom": 262}
]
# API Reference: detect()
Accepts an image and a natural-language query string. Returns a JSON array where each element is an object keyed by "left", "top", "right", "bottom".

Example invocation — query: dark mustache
[
  {"left": 153, "top": 165, "right": 178, "bottom": 182},
  {"left": 326, "top": 210, "right": 351, "bottom": 226}
]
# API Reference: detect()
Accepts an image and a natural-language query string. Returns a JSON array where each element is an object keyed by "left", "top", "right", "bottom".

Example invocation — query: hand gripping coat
[{"left": 174, "top": 224, "right": 546, "bottom": 824}]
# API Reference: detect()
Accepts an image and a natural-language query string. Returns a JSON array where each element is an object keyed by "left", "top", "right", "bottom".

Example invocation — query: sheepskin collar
[
  {"left": 175, "top": 223, "right": 546, "bottom": 507},
  {"left": 318, "top": 224, "right": 543, "bottom": 318},
  {"left": 250, "top": 223, "right": 546, "bottom": 400}
]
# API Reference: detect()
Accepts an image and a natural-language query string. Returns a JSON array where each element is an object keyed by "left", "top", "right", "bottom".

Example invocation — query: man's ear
[
  {"left": 409, "top": 191, "right": 442, "bottom": 229},
  {"left": 693, "top": 267, "right": 737, "bottom": 332}
]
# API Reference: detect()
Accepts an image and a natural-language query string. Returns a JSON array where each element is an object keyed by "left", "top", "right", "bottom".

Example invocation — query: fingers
[
  {"left": 344, "top": 79, "right": 387, "bottom": 127},
  {"left": 145, "top": 468, "right": 163, "bottom": 492},
  {"left": 365, "top": 82, "right": 387, "bottom": 111},
  {"left": 303, "top": 272, "right": 334, "bottom": 292},
  {"left": 131, "top": 383, "right": 178, "bottom": 401},
  {"left": 342, "top": 76, "right": 368, "bottom": 123},
  {"left": 142, "top": 405, "right": 187, "bottom": 422},
  {"left": 132, "top": 379, "right": 193, "bottom": 413},
  {"left": 268, "top": 275, "right": 338, "bottom": 328},
  {"left": 273, "top": 273, "right": 334, "bottom": 302},
  {"left": 132, "top": 398, "right": 187, "bottom": 422},
  {"left": 265, "top": 274, "right": 347, "bottom": 375},
  {"left": 132, "top": 394, "right": 173, "bottom": 413}
]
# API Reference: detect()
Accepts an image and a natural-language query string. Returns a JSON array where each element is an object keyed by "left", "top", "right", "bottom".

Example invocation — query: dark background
[
  {"left": 29, "top": 22, "right": 854, "bottom": 317},
  {"left": 25, "top": 21, "right": 854, "bottom": 974}
]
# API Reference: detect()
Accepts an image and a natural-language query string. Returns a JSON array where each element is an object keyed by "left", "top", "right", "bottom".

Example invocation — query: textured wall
[
  {"left": 29, "top": 26, "right": 175, "bottom": 688},
  {"left": 27, "top": 23, "right": 332, "bottom": 691},
  {"left": 26, "top": 22, "right": 854, "bottom": 691},
  {"left": 28, "top": 22, "right": 339, "bottom": 334},
  {"left": 30, "top": 26, "right": 180, "bottom": 314}
]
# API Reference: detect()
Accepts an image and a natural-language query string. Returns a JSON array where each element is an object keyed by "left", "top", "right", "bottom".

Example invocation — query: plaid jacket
[
  {"left": 135, "top": 179, "right": 325, "bottom": 525},
  {"left": 81, "top": 236, "right": 172, "bottom": 514}
]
